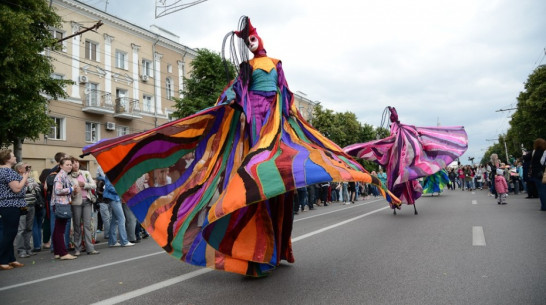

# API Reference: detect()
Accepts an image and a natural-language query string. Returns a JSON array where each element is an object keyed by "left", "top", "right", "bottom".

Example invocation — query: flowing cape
[
  {"left": 83, "top": 60, "right": 399, "bottom": 276},
  {"left": 344, "top": 107, "right": 467, "bottom": 206}
]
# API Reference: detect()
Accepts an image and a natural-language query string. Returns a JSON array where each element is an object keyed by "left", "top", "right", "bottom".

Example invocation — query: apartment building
[
  {"left": 22, "top": 0, "right": 318, "bottom": 177},
  {"left": 22, "top": 0, "right": 197, "bottom": 176}
]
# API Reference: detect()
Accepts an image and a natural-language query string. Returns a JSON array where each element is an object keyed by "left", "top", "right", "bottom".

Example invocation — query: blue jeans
[
  {"left": 49, "top": 205, "right": 71, "bottom": 251},
  {"left": 108, "top": 199, "right": 129, "bottom": 246},
  {"left": 32, "top": 206, "right": 45, "bottom": 250},
  {"left": 532, "top": 177, "right": 546, "bottom": 210}
]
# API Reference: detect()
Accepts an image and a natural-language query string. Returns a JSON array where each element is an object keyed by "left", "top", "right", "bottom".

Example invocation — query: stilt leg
[{"left": 413, "top": 203, "right": 418, "bottom": 215}]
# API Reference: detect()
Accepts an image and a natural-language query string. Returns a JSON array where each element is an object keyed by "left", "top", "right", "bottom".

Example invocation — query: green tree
[
  {"left": 172, "top": 49, "right": 235, "bottom": 118},
  {"left": 0, "top": 0, "right": 71, "bottom": 159},
  {"left": 509, "top": 65, "right": 546, "bottom": 151},
  {"left": 480, "top": 141, "right": 504, "bottom": 165}
]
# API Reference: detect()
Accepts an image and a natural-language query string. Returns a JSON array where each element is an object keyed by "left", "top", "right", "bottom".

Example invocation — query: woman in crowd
[
  {"left": 0, "top": 149, "right": 28, "bottom": 270},
  {"left": 13, "top": 162, "right": 39, "bottom": 258},
  {"left": 69, "top": 157, "right": 99, "bottom": 255},
  {"left": 51, "top": 157, "right": 78, "bottom": 260},
  {"left": 530, "top": 138, "right": 546, "bottom": 211}
]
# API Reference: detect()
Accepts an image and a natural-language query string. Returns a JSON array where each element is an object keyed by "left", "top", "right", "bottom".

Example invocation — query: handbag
[{"left": 54, "top": 204, "right": 72, "bottom": 219}]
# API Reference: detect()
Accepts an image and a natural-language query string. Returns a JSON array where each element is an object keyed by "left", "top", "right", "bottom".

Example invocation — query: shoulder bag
[{"left": 54, "top": 204, "right": 72, "bottom": 219}]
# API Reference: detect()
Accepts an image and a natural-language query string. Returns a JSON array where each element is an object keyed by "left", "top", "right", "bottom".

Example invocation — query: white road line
[
  {"left": 91, "top": 269, "right": 212, "bottom": 305},
  {"left": 0, "top": 251, "right": 165, "bottom": 292},
  {"left": 90, "top": 205, "right": 390, "bottom": 305},
  {"left": 472, "top": 200, "right": 477, "bottom": 205},
  {"left": 294, "top": 199, "right": 383, "bottom": 222},
  {"left": 472, "top": 226, "right": 486, "bottom": 246}
]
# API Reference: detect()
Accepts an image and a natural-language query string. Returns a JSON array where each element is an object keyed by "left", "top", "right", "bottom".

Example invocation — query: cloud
[{"left": 87, "top": 0, "right": 545, "bottom": 164}]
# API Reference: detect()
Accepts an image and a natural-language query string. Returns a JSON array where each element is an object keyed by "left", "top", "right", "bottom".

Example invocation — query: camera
[{"left": 25, "top": 165, "right": 31, "bottom": 172}]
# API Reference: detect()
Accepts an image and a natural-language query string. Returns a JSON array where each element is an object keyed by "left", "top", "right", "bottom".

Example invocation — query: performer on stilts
[
  {"left": 344, "top": 107, "right": 468, "bottom": 215},
  {"left": 82, "top": 16, "right": 399, "bottom": 276}
]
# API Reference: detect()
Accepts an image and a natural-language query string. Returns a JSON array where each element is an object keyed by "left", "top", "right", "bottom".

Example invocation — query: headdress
[{"left": 222, "top": 16, "right": 265, "bottom": 85}]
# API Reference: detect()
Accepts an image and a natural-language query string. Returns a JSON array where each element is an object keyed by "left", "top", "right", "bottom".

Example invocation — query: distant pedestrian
[{"left": 495, "top": 169, "right": 508, "bottom": 205}]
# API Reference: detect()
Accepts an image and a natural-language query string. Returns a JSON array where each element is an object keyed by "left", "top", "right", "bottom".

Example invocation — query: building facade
[
  {"left": 22, "top": 0, "right": 197, "bottom": 176},
  {"left": 21, "top": 0, "right": 318, "bottom": 177}
]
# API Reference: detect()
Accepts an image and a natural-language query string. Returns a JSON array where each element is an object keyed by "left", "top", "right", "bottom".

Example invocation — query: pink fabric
[{"left": 495, "top": 175, "right": 508, "bottom": 194}]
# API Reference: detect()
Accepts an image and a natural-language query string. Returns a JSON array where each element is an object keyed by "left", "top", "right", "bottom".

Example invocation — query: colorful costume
[
  {"left": 344, "top": 107, "right": 467, "bottom": 214},
  {"left": 82, "top": 17, "right": 398, "bottom": 276},
  {"left": 422, "top": 169, "right": 450, "bottom": 195}
]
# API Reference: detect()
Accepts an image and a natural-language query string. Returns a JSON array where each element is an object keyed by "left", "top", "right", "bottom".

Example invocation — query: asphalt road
[{"left": 1, "top": 189, "right": 545, "bottom": 305}]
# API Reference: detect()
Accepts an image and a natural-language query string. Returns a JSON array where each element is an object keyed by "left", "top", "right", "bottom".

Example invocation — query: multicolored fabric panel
[
  {"left": 83, "top": 59, "right": 398, "bottom": 277},
  {"left": 422, "top": 169, "right": 450, "bottom": 194},
  {"left": 344, "top": 107, "right": 467, "bottom": 206}
]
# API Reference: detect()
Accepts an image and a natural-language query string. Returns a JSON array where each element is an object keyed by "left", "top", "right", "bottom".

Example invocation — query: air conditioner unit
[
  {"left": 140, "top": 74, "right": 149, "bottom": 82},
  {"left": 105, "top": 122, "right": 116, "bottom": 131},
  {"left": 79, "top": 75, "right": 88, "bottom": 83}
]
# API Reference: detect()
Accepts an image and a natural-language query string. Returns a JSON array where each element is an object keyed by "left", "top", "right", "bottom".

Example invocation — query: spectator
[
  {"left": 96, "top": 166, "right": 111, "bottom": 240},
  {"left": 51, "top": 157, "right": 78, "bottom": 260},
  {"left": 0, "top": 149, "right": 28, "bottom": 270},
  {"left": 341, "top": 182, "right": 349, "bottom": 204},
  {"left": 320, "top": 182, "right": 329, "bottom": 206},
  {"left": 32, "top": 169, "right": 49, "bottom": 252},
  {"left": 69, "top": 157, "right": 99, "bottom": 255},
  {"left": 45, "top": 152, "right": 71, "bottom": 252},
  {"left": 530, "top": 138, "right": 546, "bottom": 211},
  {"left": 97, "top": 174, "right": 134, "bottom": 247},
  {"left": 13, "top": 162, "right": 38, "bottom": 258},
  {"left": 495, "top": 169, "right": 509, "bottom": 205},
  {"left": 348, "top": 181, "right": 356, "bottom": 204},
  {"left": 297, "top": 186, "right": 308, "bottom": 213}
]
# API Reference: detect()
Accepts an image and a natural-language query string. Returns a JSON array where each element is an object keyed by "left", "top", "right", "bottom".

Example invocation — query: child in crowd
[{"left": 495, "top": 168, "right": 509, "bottom": 205}]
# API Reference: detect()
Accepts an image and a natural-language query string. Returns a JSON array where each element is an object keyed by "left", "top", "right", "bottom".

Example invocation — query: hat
[{"left": 496, "top": 169, "right": 504, "bottom": 175}]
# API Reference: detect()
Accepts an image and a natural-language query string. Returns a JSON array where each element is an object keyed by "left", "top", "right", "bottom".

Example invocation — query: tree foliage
[
  {"left": 0, "top": 0, "right": 71, "bottom": 151},
  {"left": 481, "top": 65, "right": 546, "bottom": 164},
  {"left": 172, "top": 49, "right": 235, "bottom": 118},
  {"left": 310, "top": 104, "right": 385, "bottom": 171}
]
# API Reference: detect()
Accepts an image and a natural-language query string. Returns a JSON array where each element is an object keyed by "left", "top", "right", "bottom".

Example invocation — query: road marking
[
  {"left": 472, "top": 226, "right": 486, "bottom": 246},
  {"left": 91, "top": 269, "right": 212, "bottom": 305},
  {"left": 472, "top": 200, "right": 477, "bottom": 205},
  {"left": 294, "top": 199, "right": 383, "bottom": 222},
  {"left": 90, "top": 205, "right": 390, "bottom": 305},
  {"left": 0, "top": 251, "right": 166, "bottom": 292}
]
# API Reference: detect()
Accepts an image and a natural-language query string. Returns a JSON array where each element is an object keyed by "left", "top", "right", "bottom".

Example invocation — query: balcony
[
  {"left": 82, "top": 90, "right": 115, "bottom": 114},
  {"left": 114, "top": 97, "right": 142, "bottom": 119}
]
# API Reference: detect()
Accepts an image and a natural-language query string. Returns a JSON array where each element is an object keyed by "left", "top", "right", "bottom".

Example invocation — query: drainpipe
[{"left": 152, "top": 35, "right": 159, "bottom": 127}]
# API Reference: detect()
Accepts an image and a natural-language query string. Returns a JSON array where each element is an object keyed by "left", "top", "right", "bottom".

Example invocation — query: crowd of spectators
[{"left": 0, "top": 150, "right": 149, "bottom": 271}]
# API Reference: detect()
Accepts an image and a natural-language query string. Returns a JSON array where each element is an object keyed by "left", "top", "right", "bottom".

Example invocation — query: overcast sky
[{"left": 81, "top": 0, "right": 546, "bottom": 164}]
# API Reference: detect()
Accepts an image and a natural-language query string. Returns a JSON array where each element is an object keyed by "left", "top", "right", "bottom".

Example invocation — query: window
[
  {"left": 48, "top": 117, "right": 64, "bottom": 140},
  {"left": 85, "top": 122, "right": 99, "bottom": 143},
  {"left": 143, "top": 95, "right": 153, "bottom": 113},
  {"left": 85, "top": 40, "right": 98, "bottom": 61},
  {"left": 117, "top": 126, "right": 130, "bottom": 136},
  {"left": 167, "top": 112, "right": 177, "bottom": 121},
  {"left": 50, "top": 29, "right": 66, "bottom": 52},
  {"left": 115, "top": 50, "right": 128, "bottom": 70},
  {"left": 142, "top": 59, "right": 152, "bottom": 77},
  {"left": 86, "top": 83, "right": 99, "bottom": 106},
  {"left": 166, "top": 78, "right": 173, "bottom": 100}
]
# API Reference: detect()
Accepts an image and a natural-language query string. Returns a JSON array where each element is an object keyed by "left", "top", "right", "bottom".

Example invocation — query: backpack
[
  {"left": 33, "top": 185, "right": 46, "bottom": 209},
  {"left": 45, "top": 169, "right": 58, "bottom": 204}
]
